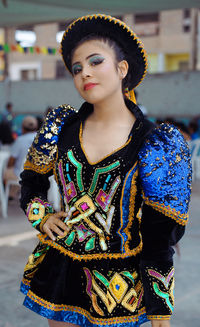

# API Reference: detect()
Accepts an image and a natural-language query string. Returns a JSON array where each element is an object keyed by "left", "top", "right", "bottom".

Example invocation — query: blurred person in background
[
  {"left": 163, "top": 117, "right": 176, "bottom": 126},
  {"left": 135, "top": 90, "right": 148, "bottom": 117},
  {"left": 36, "top": 115, "right": 43, "bottom": 130},
  {"left": 173, "top": 122, "right": 191, "bottom": 143},
  {"left": 45, "top": 105, "right": 53, "bottom": 117},
  {"left": 19, "top": 14, "right": 192, "bottom": 327},
  {"left": 188, "top": 120, "right": 199, "bottom": 140},
  {"left": 3, "top": 115, "right": 38, "bottom": 198},
  {"left": 0, "top": 121, "right": 14, "bottom": 148},
  {"left": 1, "top": 102, "right": 14, "bottom": 127},
  {"left": 155, "top": 118, "right": 164, "bottom": 125}
]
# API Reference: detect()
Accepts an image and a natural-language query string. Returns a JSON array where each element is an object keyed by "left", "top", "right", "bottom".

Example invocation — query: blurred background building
[
  {"left": 0, "top": 8, "right": 200, "bottom": 121},
  {"left": 0, "top": 9, "right": 199, "bottom": 81}
]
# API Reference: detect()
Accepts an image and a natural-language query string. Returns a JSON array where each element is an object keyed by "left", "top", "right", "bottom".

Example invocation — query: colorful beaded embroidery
[
  {"left": 83, "top": 267, "right": 144, "bottom": 316},
  {"left": 24, "top": 104, "right": 77, "bottom": 174},
  {"left": 147, "top": 267, "right": 175, "bottom": 313},
  {"left": 26, "top": 198, "right": 54, "bottom": 230},
  {"left": 23, "top": 287, "right": 147, "bottom": 326}
]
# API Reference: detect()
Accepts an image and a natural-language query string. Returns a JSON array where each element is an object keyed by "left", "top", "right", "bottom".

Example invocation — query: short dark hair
[{"left": 6, "top": 102, "right": 13, "bottom": 109}]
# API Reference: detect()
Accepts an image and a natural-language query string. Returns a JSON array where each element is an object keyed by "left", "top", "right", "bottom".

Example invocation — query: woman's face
[{"left": 71, "top": 40, "right": 127, "bottom": 104}]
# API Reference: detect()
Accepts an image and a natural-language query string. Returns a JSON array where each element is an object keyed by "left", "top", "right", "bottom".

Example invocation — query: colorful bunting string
[{"left": 0, "top": 44, "right": 59, "bottom": 55}]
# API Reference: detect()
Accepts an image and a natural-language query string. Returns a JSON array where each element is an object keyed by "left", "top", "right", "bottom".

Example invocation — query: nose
[{"left": 81, "top": 64, "right": 91, "bottom": 79}]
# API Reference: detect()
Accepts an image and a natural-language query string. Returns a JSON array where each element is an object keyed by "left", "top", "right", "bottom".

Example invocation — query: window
[
  {"left": 9, "top": 62, "right": 41, "bottom": 81},
  {"left": 183, "top": 9, "right": 191, "bottom": 33},
  {"left": 135, "top": 13, "right": 159, "bottom": 24},
  {"left": 179, "top": 61, "right": 189, "bottom": 71},
  {"left": 184, "top": 9, "right": 191, "bottom": 19},
  {"left": 134, "top": 13, "right": 159, "bottom": 36},
  {"left": 21, "top": 69, "right": 37, "bottom": 80},
  {"left": 183, "top": 25, "right": 191, "bottom": 33},
  {"left": 15, "top": 25, "right": 36, "bottom": 47}
]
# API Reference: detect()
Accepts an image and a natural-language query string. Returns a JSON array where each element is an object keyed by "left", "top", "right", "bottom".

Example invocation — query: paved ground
[{"left": 0, "top": 183, "right": 199, "bottom": 327}]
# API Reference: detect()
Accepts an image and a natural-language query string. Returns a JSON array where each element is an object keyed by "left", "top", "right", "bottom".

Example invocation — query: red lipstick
[{"left": 84, "top": 83, "right": 98, "bottom": 91}]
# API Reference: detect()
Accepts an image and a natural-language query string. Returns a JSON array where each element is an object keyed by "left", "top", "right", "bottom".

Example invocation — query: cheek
[{"left": 97, "top": 61, "right": 117, "bottom": 78}]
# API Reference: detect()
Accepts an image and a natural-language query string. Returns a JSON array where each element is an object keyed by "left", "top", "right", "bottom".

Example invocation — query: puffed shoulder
[
  {"left": 24, "top": 104, "right": 78, "bottom": 174},
  {"left": 138, "top": 124, "right": 192, "bottom": 225}
]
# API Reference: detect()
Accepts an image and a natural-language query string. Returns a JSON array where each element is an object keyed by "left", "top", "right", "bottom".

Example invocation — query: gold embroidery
[
  {"left": 39, "top": 214, "right": 52, "bottom": 233},
  {"left": 21, "top": 277, "right": 30, "bottom": 286},
  {"left": 124, "top": 168, "right": 141, "bottom": 252},
  {"left": 24, "top": 159, "right": 53, "bottom": 174},
  {"left": 147, "top": 315, "right": 171, "bottom": 320},
  {"left": 109, "top": 273, "right": 128, "bottom": 303},
  {"left": 26, "top": 289, "right": 146, "bottom": 324},
  {"left": 121, "top": 288, "right": 138, "bottom": 312},
  {"left": 38, "top": 233, "right": 143, "bottom": 261},
  {"left": 119, "top": 163, "right": 137, "bottom": 249},
  {"left": 143, "top": 194, "right": 189, "bottom": 226},
  {"left": 92, "top": 278, "right": 116, "bottom": 313}
]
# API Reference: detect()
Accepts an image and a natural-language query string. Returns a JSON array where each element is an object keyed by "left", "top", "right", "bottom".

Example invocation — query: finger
[
  {"left": 56, "top": 211, "right": 68, "bottom": 218},
  {"left": 56, "top": 220, "right": 70, "bottom": 231},
  {"left": 51, "top": 225, "right": 66, "bottom": 237},
  {"left": 43, "top": 225, "right": 56, "bottom": 241}
]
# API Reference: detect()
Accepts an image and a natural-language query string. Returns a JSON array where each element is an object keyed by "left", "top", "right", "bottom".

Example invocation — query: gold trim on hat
[{"left": 60, "top": 13, "right": 148, "bottom": 88}]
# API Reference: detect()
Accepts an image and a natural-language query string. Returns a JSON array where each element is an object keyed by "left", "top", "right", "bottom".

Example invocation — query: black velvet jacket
[{"left": 20, "top": 99, "right": 192, "bottom": 325}]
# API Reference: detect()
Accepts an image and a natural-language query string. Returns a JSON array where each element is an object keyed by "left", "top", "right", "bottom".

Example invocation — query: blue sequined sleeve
[
  {"left": 139, "top": 123, "right": 192, "bottom": 226},
  {"left": 138, "top": 124, "right": 192, "bottom": 320},
  {"left": 20, "top": 104, "right": 77, "bottom": 232}
]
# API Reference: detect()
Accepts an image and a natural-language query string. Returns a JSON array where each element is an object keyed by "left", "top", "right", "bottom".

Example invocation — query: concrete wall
[
  {"left": 0, "top": 71, "right": 200, "bottom": 118},
  {"left": 137, "top": 71, "right": 200, "bottom": 118},
  {"left": 0, "top": 78, "right": 83, "bottom": 115}
]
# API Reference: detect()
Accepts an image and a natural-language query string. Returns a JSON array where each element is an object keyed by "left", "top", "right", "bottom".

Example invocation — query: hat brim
[{"left": 61, "top": 14, "right": 148, "bottom": 89}]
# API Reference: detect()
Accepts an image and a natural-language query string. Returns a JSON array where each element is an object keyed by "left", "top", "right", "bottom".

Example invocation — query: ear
[{"left": 118, "top": 60, "right": 129, "bottom": 80}]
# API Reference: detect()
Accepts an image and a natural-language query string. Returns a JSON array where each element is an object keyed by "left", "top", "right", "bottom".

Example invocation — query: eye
[
  {"left": 72, "top": 64, "right": 82, "bottom": 75},
  {"left": 89, "top": 56, "right": 105, "bottom": 66}
]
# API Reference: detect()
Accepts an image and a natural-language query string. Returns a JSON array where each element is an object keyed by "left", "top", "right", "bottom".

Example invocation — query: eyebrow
[{"left": 72, "top": 53, "right": 102, "bottom": 66}]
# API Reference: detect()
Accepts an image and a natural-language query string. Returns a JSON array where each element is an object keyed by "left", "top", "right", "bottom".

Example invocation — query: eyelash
[
  {"left": 90, "top": 57, "right": 104, "bottom": 66},
  {"left": 72, "top": 66, "right": 82, "bottom": 75},
  {"left": 72, "top": 57, "right": 104, "bottom": 75}
]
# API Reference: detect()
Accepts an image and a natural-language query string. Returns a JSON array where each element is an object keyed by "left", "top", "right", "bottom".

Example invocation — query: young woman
[{"left": 20, "top": 14, "right": 192, "bottom": 327}]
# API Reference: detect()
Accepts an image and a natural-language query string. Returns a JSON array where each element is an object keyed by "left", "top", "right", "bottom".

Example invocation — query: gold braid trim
[
  {"left": 21, "top": 277, "right": 31, "bottom": 286},
  {"left": 147, "top": 315, "right": 171, "bottom": 320},
  {"left": 26, "top": 289, "right": 147, "bottom": 324},
  {"left": 124, "top": 168, "right": 143, "bottom": 252},
  {"left": 143, "top": 194, "right": 189, "bottom": 226},
  {"left": 37, "top": 233, "right": 143, "bottom": 261},
  {"left": 24, "top": 159, "right": 53, "bottom": 174},
  {"left": 119, "top": 162, "right": 141, "bottom": 252}
]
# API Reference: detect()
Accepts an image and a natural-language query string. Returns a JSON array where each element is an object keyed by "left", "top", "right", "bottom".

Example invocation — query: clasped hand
[{"left": 42, "top": 212, "right": 69, "bottom": 240}]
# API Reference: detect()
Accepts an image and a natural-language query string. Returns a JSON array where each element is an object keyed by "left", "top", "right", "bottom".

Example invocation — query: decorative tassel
[{"left": 124, "top": 88, "right": 136, "bottom": 104}]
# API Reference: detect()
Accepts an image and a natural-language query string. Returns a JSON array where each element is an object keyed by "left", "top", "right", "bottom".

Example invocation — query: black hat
[{"left": 61, "top": 14, "right": 148, "bottom": 89}]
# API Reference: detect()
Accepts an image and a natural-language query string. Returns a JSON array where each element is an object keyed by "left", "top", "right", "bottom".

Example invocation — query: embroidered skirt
[{"left": 20, "top": 246, "right": 148, "bottom": 326}]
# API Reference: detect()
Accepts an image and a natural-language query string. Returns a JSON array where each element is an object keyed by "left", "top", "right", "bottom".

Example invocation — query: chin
[{"left": 81, "top": 93, "right": 105, "bottom": 105}]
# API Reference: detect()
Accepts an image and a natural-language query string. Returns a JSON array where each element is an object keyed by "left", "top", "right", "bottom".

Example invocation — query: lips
[{"left": 84, "top": 83, "right": 98, "bottom": 91}]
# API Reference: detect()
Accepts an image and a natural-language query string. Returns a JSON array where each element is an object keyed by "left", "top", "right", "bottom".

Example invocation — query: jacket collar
[{"left": 77, "top": 99, "right": 144, "bottom": 125}]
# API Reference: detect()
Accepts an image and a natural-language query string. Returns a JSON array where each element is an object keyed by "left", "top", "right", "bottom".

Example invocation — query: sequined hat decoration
[{"left": 60, "top": 14, "right": 148, "bottom": 90}]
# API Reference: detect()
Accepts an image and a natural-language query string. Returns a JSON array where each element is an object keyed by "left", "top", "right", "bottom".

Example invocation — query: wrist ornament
[{"left": 26, "top": 198, "right": 54, "bottom": 232}]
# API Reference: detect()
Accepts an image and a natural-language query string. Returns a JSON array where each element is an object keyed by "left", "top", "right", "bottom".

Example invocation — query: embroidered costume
[{"left": 20, "top": 14, "right": 192, "bottom": 327}]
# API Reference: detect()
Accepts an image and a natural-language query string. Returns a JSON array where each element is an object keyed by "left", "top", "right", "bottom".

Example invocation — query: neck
[{"left": 91, "top": 92, "right": 134, "bottom": 125}]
